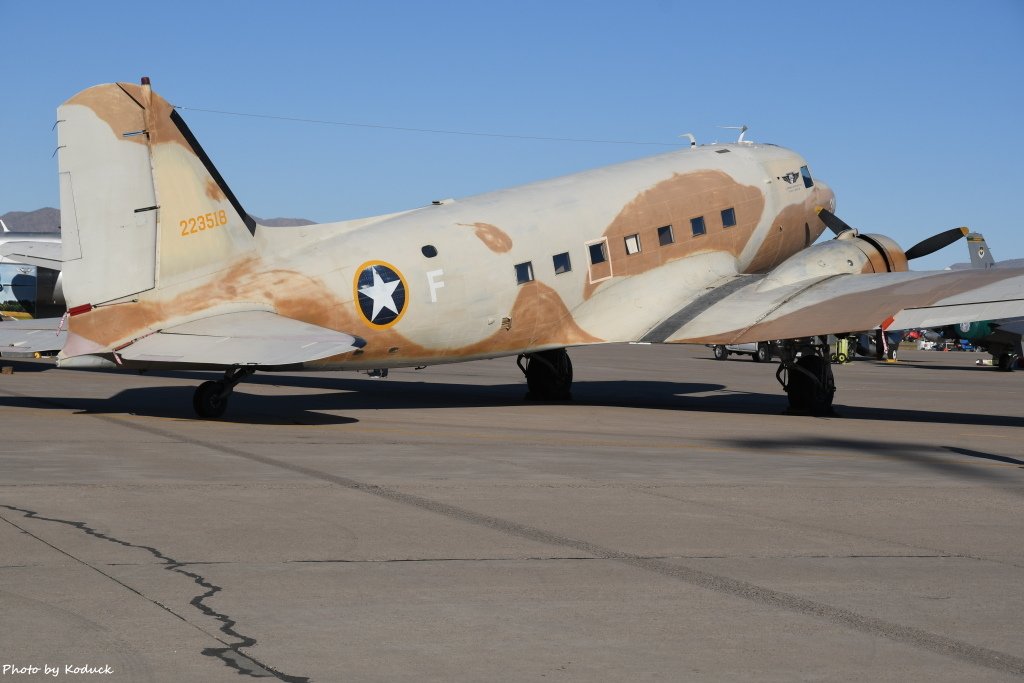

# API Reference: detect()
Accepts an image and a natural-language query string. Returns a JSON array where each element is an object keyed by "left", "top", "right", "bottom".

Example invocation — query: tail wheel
[{"left": 193, "top": 380, "right": 228, "bottom": 418}]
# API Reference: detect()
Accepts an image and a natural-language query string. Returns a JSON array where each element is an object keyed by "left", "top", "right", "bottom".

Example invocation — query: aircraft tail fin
[
  {"left": 966, "top": 232, "right": 995, "bottom": 269},
  {"left": 56, "top": 79, "right": 257, "bottom": 310}
]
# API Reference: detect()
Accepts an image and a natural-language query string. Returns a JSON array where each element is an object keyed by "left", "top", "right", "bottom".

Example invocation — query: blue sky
[{"left": 2, "top": 1, "right": 1022, "bottom": 270}]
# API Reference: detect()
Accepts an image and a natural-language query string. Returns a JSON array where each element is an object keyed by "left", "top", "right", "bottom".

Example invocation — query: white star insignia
[{"left": 359, "top": 266, "right": 401, "bottom": 322}]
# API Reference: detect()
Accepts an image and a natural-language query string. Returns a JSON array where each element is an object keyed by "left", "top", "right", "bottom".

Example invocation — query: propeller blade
[
  {"left": 816, "top": 208, "right": 855, "bottom": 235},
  {"left": 905, "top": 226, "right": 969, "bottom": 260}
]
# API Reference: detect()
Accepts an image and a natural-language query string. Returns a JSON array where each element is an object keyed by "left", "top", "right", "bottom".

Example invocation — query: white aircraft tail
[{"left": 56, "top": 79, "right": 257, "bottom": 310}]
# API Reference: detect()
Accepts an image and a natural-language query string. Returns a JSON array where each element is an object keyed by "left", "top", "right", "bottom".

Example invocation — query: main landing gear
[
  {"left": 996, "top": 351, "right": 1019, "bottom": 372},
  {"left": 775, "top": 338, "right": 836, "bottom": 416},
  {"left": 517, "top": 348, "right": 573, "bottom": 401},
  {"left": 193, "top": 367, "right": 255, "bottom": 418}
]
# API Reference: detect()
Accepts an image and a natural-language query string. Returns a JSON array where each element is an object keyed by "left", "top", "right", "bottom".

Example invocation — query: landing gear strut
[
  {"left": 517, "top": 348, "right": 573, "bottom": 401},
  {"left": 775, "top": 338, "right": 835, "bottom": 416},
  {"left": 193, "top": 367, "right": 255, "bottom": 418}
]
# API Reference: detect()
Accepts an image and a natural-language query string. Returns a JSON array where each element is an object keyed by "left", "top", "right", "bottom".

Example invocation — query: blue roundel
[{"left": 355, "top": 262, "right": 407, "bottom": 328}]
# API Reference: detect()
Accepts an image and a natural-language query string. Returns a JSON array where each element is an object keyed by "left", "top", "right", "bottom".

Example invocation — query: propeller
[
  {"left": 904, "top": 227, "right": 970, "bottom": 260},
  {"left": 816, "top": 208, "right": 968, "bottom": 261},
  {"left": 816, "top": 208, "right": 855, "bottom": 236}
]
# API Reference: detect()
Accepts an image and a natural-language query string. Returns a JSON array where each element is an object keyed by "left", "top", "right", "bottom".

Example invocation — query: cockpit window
[{"left": 800, "top": 165, "right": 814, "bottom": 189}]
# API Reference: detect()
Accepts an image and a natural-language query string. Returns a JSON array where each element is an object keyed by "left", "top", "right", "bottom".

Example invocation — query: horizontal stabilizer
[
  {"left": 0, "top": 241, "right": 63, "bottom": 269},
  {"left": 0, "top": 317, "right": 66, "bottom": 355},
  {"left": 117, "top": 310, "right": 365, "bottom": 366}
]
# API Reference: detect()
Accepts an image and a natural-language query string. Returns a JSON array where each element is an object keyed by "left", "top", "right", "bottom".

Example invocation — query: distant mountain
[
  {"left": 0, "top": 208, "right": 60, "bottom": 232},
  {"left": 0, "top": 208, "right": 315, "bottom": 231}
]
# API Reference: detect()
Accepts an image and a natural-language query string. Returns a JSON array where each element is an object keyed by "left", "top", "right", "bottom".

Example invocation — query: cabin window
[
  {"left": 624, "top": 234, "right": 641, "bottom": 255},
  {"left": 657, "top": 225, "right": 674, "bottom": 246},
  {"left": 588, "top": 241, "right": 608, "bottom": 265},
  {"left": 514, "top": 261, "right": 534, "bottom": 285},
  {"left": 690, "top": 216, "right": 706, "bottom": 236},
  {"left": 721, "top": 208, "right": 736, "bottom": 228},
  {"left": 421, "top": 245, "right": 438, "bottom": 257},
  {"left": 800, "top": 165, "right": 814, "bottom": 188},
  {"left": 552, "top": 252, "right": 572, "bottom": 274}
]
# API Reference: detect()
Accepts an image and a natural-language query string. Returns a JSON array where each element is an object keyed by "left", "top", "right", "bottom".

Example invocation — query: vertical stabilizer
[
  {"left": 56, "top": 80, "right": 256, "bottom": 309},
  {"left": 966, "top": 232, "right": 995, "bottom": 269}
]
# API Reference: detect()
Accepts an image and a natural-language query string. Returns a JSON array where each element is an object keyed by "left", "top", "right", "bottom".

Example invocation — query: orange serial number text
[{"left": 180, "top": 210, "right": 228, "bottom": 236}]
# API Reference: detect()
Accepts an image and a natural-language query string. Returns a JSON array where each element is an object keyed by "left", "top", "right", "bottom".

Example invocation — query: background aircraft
[{"left": 935, "top": 233, "right": 1023, "bottom": 370}]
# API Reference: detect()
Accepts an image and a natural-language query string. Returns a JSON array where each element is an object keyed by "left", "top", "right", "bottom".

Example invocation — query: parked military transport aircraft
[{"left": 10, "top": 79, "right": 1024, "bottom": 417}]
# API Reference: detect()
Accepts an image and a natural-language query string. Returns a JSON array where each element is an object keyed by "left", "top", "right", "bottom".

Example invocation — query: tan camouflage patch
[
  {"left": 583, "top": 171, "right": 765, "bottom": 300},
  {"left": 460, "top": 222, "right": 513, "bottom": 253}
]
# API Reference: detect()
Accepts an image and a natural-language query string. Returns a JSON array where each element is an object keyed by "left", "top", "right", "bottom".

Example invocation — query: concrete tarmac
[{"left": 0, "top": 344, "right": 1021, "bottom": 682}]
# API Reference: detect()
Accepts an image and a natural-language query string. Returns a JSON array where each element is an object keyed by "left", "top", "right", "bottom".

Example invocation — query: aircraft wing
[
  {"left": 0, "top": 241, "right": 62, "bottom": 269},
  {"left": 641, "top": 268, "right": 1024, "bottom": 344},
  {"left": 116, "top": 310, "right": 365, "bottom": 366},
  {"left": 0, "top": 317, "right": 66, "bottom": 355}
]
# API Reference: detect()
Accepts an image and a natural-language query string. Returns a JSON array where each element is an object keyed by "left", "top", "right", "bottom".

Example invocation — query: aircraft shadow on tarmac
[
  {"left": 724, "top": 436, "right": 1024, "bottom": 493},
  {"left": 0, "top": 359, "right": 1020, "bottom": 429}
]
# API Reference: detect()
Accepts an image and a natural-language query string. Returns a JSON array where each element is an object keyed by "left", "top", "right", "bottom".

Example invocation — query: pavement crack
[{"left": 0, "top": 504, "right": 308, "bottom": 683}]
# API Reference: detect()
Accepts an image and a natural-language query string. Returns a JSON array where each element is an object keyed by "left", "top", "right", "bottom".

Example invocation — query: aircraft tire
[
  {"left": 713, "top": 345, "right": 728, "bottom": 360},
  {"left": 193, "top": 380, "right": 229, "bottom": 418},
  {"left": 997, "top": 353, "right": 1017, "bottom": 372},
  {"left": 837, "top": 353, "right": 848, "bottom": 364},
  {"left": 786, "top": 355, "right": 835, "bottom": 416},
  {"left": 525, "top": 349, "right": 573, "bottom": 400}
]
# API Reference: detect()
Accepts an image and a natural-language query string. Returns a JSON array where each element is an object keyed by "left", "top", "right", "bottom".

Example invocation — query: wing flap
[
  {"left": 644, "top": 268, "right": 1024, "bottom": 344},
  {"left": 118, "top": 310, "right": 364, "bottom": 366}
]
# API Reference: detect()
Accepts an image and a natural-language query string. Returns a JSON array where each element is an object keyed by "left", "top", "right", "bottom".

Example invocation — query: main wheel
[
  {"left": 712, "top": 345, "right": 728, "bottom": 360},
  {"left": 785, "top": 355, "right": 835, "bottom": 416},
  {"left": 525, "top": 349, "right": 573, "bottom": 400},
  {"left": 997, "top": 353, "right": 1018, "bottom": 372},
  {"left": 193, "top": 380, "right": 229, "bottom": 418},
  {"left": 752, "top": 343, "right": 771, "bottom": 363}
]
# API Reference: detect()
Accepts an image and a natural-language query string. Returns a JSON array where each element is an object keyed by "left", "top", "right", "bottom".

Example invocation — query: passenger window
[
  {"left": 657, "top": 225, "right": 674, "bottom": 246},
  {"left": 721, "top": 208, "right": 736, "bottom": 228},
  {"left": 514, "top": 261, "right": 534, "bottom": 284},
  {"left": 800, "top": 165, "right": 814, "bottom": 188},
  {"left": 690, "top": 216, "right": 706, "bottom": 236},
  {"left": 624, "top": 234, "right": 641, "bottom": 255},
  {"left": 588, "top": 242, "right": 608, "bottom": 265},
  {"left": 552, "top": 252, "right": 572, "bottom": 274}
]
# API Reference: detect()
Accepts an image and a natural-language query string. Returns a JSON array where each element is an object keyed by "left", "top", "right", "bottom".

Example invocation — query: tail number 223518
[{"left": 180, "top": 210, "right": 228, "bottom": 236}]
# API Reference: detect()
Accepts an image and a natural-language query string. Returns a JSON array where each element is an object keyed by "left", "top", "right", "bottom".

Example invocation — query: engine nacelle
[{"left": 758, "top": 232, "right": 908, "bottom": 291}]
